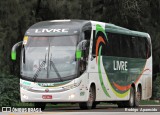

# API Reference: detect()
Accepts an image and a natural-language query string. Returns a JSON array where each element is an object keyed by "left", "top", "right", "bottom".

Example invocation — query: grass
[
  {"left": 140, "top": 100, "right": 160, "bottom": 105},
  {"left": 13, "top": 100, "right": 160, "bottom": 108},
  {"left": 14, "top": 102, "right": 34, "bottom": 107}
]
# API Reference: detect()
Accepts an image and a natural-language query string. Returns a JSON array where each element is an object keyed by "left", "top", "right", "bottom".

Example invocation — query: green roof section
[{"left": 105, "top": 23, "right": 150, "bottom": 38}]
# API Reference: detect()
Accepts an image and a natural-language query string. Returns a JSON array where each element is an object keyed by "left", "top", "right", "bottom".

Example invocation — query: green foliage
[
  {"left": 152, "top": 73, "right": 160, "bottom": 99},
  {"left": 0, "top": 74, "right": 20, "bottom": 107}
]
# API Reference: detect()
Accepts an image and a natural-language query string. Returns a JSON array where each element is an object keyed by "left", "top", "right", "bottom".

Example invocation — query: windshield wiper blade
[
  {"left": 33, "top": 55, "right": 46, "bottom": 82},
  {"left": 50, "top": 60, "right": 63, "bottom": 81}
]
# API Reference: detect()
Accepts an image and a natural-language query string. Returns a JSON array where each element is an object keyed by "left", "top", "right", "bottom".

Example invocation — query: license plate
[{"left": 42, "top": 95, "right": 52, "bottom": 99}]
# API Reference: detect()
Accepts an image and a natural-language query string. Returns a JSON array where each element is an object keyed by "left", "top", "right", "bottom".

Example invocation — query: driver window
[
  {"left": 83, "top": 29, "right": 91, "bottom": 57},
  {"left": 80, "top": 29, "right": 91, "bottom": 74},
  {"left": 84, "top": 30, "right": 91, "bottom": 40}
]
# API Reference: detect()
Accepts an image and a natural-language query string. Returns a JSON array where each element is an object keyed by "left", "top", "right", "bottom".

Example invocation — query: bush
[
  {"left": 152, "top": 73, "right": 160, "bottom": 99},
  {"left": 0, "top": 73, "right": 20, "bottom": 107}
]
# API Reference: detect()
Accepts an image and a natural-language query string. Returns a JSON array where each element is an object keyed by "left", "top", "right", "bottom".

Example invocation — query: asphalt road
[
  {"left": 43, "top": 105, "right": 160, "bottom": 112},
  {"left": 1, "top": 105, "right": 160, "bottom": 115}
]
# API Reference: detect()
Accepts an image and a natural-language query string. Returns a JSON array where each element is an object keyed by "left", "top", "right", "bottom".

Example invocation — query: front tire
[
  {"left": 79, "top": 86, "right": 95, "bottom": 109},
  {"left": 34, "top": 102, "right": 46, "bottom": 111}
]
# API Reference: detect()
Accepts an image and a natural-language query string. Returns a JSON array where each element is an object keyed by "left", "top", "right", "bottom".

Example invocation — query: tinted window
[
  {"left": 27, "top": 37, "right": 48, "bottom": 47},
  {"left": 92, "top": 31, "right": 151, "bottom": 59},
  {"left": 50, "top": 35, "right": 78, "bottom": 46}
]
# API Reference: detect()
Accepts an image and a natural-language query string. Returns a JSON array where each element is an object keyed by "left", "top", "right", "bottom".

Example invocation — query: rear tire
[
  {"left": 117, "top": 87, "right": 138, "bottom": 108},
  {"left": 135, "top": 87, "right": 141, "bottom": 107},
  {"left": 126, "top": 87, "right": 135, "bottom": 107},
  {"left": 79, "top": 86, "right": 95, "bottom": 109},
  {"left": 34, "top": 102, "right": 46, "bottom": 111}
]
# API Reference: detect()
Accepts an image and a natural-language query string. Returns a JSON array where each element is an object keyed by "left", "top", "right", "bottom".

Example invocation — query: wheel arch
[
  {"left": 131, "top": 83, "right": 136, "bottom": 95},
  {"left": 131, "top": 83, "right": 136, "bottom": 90},
  {"left": 131, "top": 83, "right": 142, "bottom": 100},
  {"left": 137, "top": 83, "right": 142, "bottom": 99}
]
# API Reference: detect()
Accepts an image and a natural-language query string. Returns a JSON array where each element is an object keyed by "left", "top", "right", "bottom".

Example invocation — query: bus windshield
[{"left": 21, "top": 35, "right": 78, "bottom": 82}]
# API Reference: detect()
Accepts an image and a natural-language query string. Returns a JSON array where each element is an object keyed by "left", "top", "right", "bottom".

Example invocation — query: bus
[{"left": 11, "top": 20, "right": 152, "bottom": 110}]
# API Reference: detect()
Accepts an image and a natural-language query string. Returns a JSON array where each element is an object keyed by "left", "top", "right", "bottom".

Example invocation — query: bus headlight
[
  {"left": 20, "top": 83, "right": 32, "bottom": 90},
  {"left": 69, "top": 94, "right": 75, "bottom": 99}
]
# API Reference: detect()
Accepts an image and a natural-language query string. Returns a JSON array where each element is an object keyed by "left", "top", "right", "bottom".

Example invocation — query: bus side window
[
  {"left": 83, "top": 30, "right": 91, "bottom": 58},
  {"left": 84, "top": 30, "right": 91, "bottom": 40},
  {"left": 80, "top": 29, "right": 91, "bottom": 73},
  {"left": 138, "top": 37, "right": 146, "bottom": 59},
  {"left": 120, "top": 35, "right": 129, "bottom": 57},
  {"left": 92, "top": 30, "right": 96, "bottom": 56},
  {"left": 108, "top": 33, "right": 120, "bottom": 57},
  {"left": 133, "top": 36, "right": 140, "bottom": 58},
  {"left": 105, "top": 32, "right": 113, "bottom": 56},
  {"left": 145, "top": 38, "right": 151, "bottom": 58}
]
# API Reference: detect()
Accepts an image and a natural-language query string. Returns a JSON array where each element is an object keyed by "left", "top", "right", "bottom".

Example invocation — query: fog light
[
  {"left": 69, "top": 94, "right": 75, "bottom": 99},
  {"left": 22, "top": 94, "right": 28, "bottom": 99}
]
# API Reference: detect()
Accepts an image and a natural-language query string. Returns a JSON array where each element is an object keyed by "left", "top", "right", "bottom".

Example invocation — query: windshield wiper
[
  {"left": 50, "top": 60, "right": 63, "bottom": 81},
  {"left": 33, "top": 54, "right": 46, "bottom": 82}
]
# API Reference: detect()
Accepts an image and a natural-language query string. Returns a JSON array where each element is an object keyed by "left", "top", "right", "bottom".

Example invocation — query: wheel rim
[
  {"left": 136, "top": 90, "right": 141, "bottom": 104},
  {"left": 88, "top": 88, "right": 94, "bottom": 107},
  {"left": 130, "top": 89, "right": 134, "bottom": 105}
]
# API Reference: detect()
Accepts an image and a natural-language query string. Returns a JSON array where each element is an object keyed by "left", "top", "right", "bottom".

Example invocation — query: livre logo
[{"left": 35, "top": 29, "right": 69, "bottom": 33}]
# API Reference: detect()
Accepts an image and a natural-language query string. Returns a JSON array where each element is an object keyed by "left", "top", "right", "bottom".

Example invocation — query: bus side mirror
[
  {"left": 76, "top": 40, "right": 88, "bottom": 60},
  {"left": 76, "top": 50, "right": 82, "bottom": 59},
  {"left": 77, "top": 40, "right": 88, "bottom": 50},
  {"left": 11, "top": 41, "right": 22, "bottom": 61}
]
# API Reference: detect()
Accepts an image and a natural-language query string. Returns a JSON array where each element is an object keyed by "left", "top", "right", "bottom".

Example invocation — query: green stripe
[
  {"left": 37, "top": 80, "right": 71, "bottom": 87},
  {"left": 98, "top": 46, "right": 110, "bottom": 97},
  {"left": 96, "top": 24, "right": 107, "bottom": 39},
  {"left": 101, "top": 57, "right": 130, "bottom": 98},
  {"left": 111, "top": 87, "right": 130, "bottom": 98}
]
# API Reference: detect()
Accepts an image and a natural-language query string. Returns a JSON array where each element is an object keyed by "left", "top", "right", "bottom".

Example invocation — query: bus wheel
[
  {"left": 34, "top": 102, "right": 46, "bottom": 111},
  {"left": 79, "top": 86, "right": 95, "bottom": 109},
  {"left": 92, "top": 102, "right": 97, "bottom": 109},
  {"left": 117, "top": 102, "right": 126, "bottom": 108},
  {"left": 135, "top": 87, "right": 141, "bottom": 107},
  {"left": 126, "top": 87, "right": 135, "bottom": 107}
]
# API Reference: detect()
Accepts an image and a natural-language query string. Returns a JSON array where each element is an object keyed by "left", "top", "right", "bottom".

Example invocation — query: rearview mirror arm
[{"left": 11, "top": 41, "right": 23, "bottom": 60}]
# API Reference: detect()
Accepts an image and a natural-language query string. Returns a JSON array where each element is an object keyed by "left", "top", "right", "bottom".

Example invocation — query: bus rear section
[{"left": 88, "top": 22, "right": 152, "bottom": 108}]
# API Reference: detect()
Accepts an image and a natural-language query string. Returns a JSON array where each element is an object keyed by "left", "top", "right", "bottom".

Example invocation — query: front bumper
[{"left": 20, "top": 87, "right": 88, "bottom": 102}]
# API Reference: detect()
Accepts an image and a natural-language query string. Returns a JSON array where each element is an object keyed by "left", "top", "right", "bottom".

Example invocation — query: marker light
[
  {"left": 69, "top": 94, "right": 75, "bottom": 99},
  {"left": 22, "top": 94, "right": 28, "bottom": 99}
]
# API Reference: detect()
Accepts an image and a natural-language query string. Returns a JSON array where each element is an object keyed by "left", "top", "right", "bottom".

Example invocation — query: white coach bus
[{"left": 11, "top": 20, "right": 152, "bottom": 110}]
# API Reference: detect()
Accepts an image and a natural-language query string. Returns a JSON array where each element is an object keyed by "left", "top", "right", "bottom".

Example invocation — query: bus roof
[
  {"left": 25, "top": 19, "right": 150, "bottom": 38},
  {"left": 104, "top": 23, "right": 150, "bottom": 38},
  {"left": 25, "top": 20, "right": 90, "bottom": 36}
]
